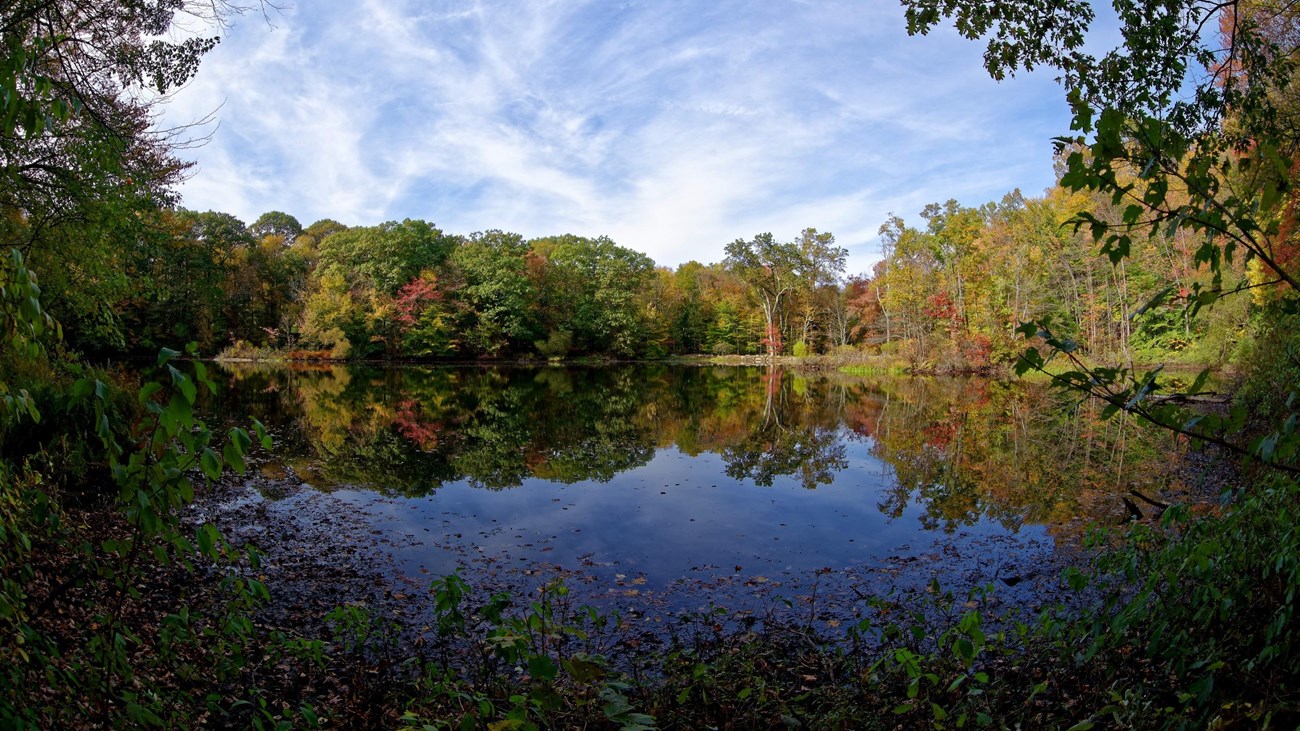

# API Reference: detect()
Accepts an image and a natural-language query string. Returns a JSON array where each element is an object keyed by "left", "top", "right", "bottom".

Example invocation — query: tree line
[{"left": 32, "top": 176, "right": 1242, "bottom": 368}]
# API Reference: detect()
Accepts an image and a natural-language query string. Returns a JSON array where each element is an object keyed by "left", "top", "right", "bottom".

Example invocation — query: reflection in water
[
  {"left": 207, "top": 363, "right": 1176, "bottom": 534},
  {"left": 202, "top": 363, "right": 1184, "bottom": 612},
  {"left": 847, "top": 377, "right": 1175, "bottom": 532}
]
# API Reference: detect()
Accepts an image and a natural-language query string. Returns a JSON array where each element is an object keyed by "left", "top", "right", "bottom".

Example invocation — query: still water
[{"left": 202, "top": 363, "right": 1178, "bottom": 612}]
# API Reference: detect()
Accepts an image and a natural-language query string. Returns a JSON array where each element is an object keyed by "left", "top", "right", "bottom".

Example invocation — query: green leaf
[
  {"left": 200, "top": 448, "right": 221, "bottom": 481},
  {"left": 527, "top": 654, "right": 558, "bottom": 682},
  {"left": 229, "top": 427, "right": 252, "bottom": 455},
  {"left": 1101, "top": 234, "right": 1131, "bottom": 264},
  {"left": 1188, "top": 368, "right": 1211, "bottom": 396},
  {"left": 137, "top": 381, "right": 163, "bottom": 403},
  {"left": 222, "top": 442, "right": 246, "bottom": 474},
  {"left": 954, "top": 637, "right": 974, "bottom": 663},
  {"left": 70, "top": 378, "right": 94, "bottom": 399},
  {"left": 125, "top": 702, "right": 164, "bottom": 727},
  {"left": 252, "top": 418, "right": 273, "bottom": 449},
  {"left": 561, "top": 656, "right": 605, "bottom": 684},
  {"left": 1132, "top": 285, "right": 1174, "bottom": 320},
  {"left": 157, "top": 347, "right": 181, "bottom": 367},
  {"left": 168, "top": 365, "right": 196, "bottom": 404},
  {"left": 194, "top": 360, "right": 216, "bottom": 394}
]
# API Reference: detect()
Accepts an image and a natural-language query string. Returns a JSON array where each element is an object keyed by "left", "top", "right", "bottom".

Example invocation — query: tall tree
[
  {"left": 725, "top": 233, "right": 808, "bottom": 359},
  {"left": 905, "top": 0, "right": 1300, "bottom": 466},
  {"left": 314, "top": 219, "right": 459, "bottom": 297},
  {"left": 0, "top": 1, "right": 248, "bottom": 352},
  {"left": 527, "top": 234, "right": 654, "bottom": 356},
  {"left": 450, "top": 230, "right": 537, "bottom": 356},
  {"left": 792, "top": 228, "right": 847, "bottom": 351},
  {"left": 249, "top": 210, "right": 303, "bottom": 243}
]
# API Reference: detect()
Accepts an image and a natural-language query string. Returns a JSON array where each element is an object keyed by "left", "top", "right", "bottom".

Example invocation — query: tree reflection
[
  {"left": 722, "top": 368, "right": 848, "bottom": 489},
  {"left": 847, "top": 377, "right": 1174, "bottom": 532},
  {"left": 208, "top": 363, "right": 1177, "bottom": 528}
]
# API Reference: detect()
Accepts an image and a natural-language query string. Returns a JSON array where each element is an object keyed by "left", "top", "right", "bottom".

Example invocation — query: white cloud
[{"left": 160, "top": 0, "right": 1075, "bottom": 274}]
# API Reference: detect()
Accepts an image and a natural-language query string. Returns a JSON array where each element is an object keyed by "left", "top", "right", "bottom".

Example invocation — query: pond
[{"left": 197, "top": 363, "right": 1183, "bottom": 620}]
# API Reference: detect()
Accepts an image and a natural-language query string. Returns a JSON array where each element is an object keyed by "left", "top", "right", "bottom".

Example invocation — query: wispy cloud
[{"left": 162, "top": 0, "right": 1073, "bottom": 274}]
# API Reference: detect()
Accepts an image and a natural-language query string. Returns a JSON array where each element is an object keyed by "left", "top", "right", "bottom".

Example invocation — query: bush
[
  {"left": 1231, "top": 309, "right": 1300, "bottom": 426},
  {"left": 1, "top": 346, "right": 272, "bottom": 728},
  {"left": 216, "top": 340, "right": 277, "bottom": 361},
  {"left": 534, "top": 330, "right": 573, "bottom": 360},
  {"left": 1063, "top": 477, "right": 1300, "bottom": 727}
]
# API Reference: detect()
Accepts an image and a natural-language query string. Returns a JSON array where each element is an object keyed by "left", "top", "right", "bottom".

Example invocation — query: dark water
[{"left": 202, "top": 363, "right": 1179, "bottom": 613}]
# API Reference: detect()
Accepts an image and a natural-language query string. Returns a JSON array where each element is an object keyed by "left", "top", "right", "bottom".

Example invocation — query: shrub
[{"left": 535, "top": 330, "right": 573, "bottom": 360}]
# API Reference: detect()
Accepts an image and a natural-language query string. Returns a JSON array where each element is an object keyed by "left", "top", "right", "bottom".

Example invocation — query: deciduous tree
[{"left": 725, "top": 233, "right": 808, "bottom": 359}]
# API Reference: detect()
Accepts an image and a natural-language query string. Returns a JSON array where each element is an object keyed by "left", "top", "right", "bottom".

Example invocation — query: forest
[
  {"left": 28, "top": 179, "right": 1247, "bottom": 370},
  {"left": 3, "top": 0, "right": 1300, "bottom": 728}
]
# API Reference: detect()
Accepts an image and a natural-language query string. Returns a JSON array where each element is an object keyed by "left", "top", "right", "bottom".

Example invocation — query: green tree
[
  {"left": 724, "top": 233, "right": 808, "bottom": 359},
  {"left": 0, "top": 1, "right": 241, "bottom": 353},
  {"left": 294, "top": 218, "right": 349, "bottom": 259},
  {"left": 224, "top": 232, "right": 309, "bottom": 346},
  {"left": 904, "top": 0, "right": 1300, "bottom": 297},
  {"left": 528, "top": 235, "right": 653, "bottom": 356},
  {"left": 248, "top": 210, "right": 303, "bottom": 242},
  {"left": 792, "top": 227, "right": 847, "bottom": 352},
  {"left": 315, "top": 219, "right": 459, "bottom": 296},
  {"left": 299, "top": 220, "right": 461, "bottom": 356},
  {"left": 393, "top": 271, "right": 463, "bottom": 357},
  {"left": 669, "top": 261, "right": 711, "bottom": 354},
  {"left": 451, "top": 230, "right": 537, "bottom": 356},
  {"left": 298, "top": 270, "right": 362, "bottom": 358},
  {"left": 906, "top": 0, "right": 1300, "bottom": 466},
  {"left": 118, "top": 210, "right": 232, "bottom": 352}
]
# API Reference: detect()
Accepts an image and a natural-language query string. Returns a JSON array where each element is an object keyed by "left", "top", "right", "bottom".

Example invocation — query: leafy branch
[{"left": 1014, "top": 318, "right": 1300, "bottom": 475}]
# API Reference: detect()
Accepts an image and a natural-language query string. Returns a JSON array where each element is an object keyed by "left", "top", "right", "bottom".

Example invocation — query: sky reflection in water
[{"left": 208, "top": 363, "right": 1173, "bottom": 606}]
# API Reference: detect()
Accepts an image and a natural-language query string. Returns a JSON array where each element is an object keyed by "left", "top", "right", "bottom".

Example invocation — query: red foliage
[
  {"left": 760, "top": 323, "right": 783, "bottom": 355},
  {"left": 845, "top": 276, "right": 883, "bottom": 342},
  {"left": 922, "top": 420, "right": 956, "bottom": 449},
  {"left": 392, "top": 399, "right": 441, "bottom": 450},
  {"left": 1270, "top": 155, "right": 1300, "bottom": 278},
  {"left": 843, "top": 400, "right": 883, "bottom": 439},
  {"left": 923, "top": 291, "right": 958, "bottom": 323},
  {"left": 765, "top": 366, "right": 784, "bottom": 396},
  {"left": 394, "top": 274, "right": 444, "bottom": 326},
  {"left": 957, "top": 333, "right": 993, "bottom": 370}
]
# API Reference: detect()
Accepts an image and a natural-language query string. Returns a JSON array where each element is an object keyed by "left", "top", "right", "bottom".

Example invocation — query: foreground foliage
[{"left": 212, "top": 476, "right": 1300, "bottom": 729}]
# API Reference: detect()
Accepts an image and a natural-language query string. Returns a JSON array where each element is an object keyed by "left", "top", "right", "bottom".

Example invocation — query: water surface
[{"left": 203, "top": 363, "right": 1178, "bottom": 613}]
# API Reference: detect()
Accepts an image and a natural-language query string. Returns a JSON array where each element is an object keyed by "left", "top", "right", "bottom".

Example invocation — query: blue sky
[{"left": 163, "top": 1, "right": 1079, "bottom": 275}]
